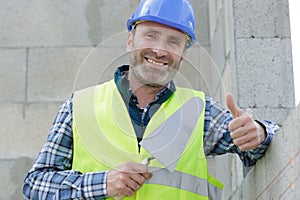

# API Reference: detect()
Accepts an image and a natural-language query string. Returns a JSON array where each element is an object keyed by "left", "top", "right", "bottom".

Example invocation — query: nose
[{"left": 152, "top": 48, "right": 168, "bottom": 57}]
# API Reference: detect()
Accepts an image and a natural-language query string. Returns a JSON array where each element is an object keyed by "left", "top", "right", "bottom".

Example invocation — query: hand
[
  {"left": 106, "top": 162, "right": 152, "bottom": 199},
  {"left": 226, "top": 93, "right": 266, "bottom": 151}
]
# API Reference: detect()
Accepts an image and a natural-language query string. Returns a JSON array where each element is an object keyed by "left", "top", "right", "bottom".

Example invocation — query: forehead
[{"left": 135, "top": 21, "right": 186, "bottom": 37}]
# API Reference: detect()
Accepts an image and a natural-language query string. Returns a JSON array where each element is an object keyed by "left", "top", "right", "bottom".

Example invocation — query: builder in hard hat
[{"left": 23, "top": 0, "right": 279, "bottom": 199}]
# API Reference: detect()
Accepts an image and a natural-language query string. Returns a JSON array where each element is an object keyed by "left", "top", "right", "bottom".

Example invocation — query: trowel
[{"left": 139, "top": 96, "right": 204, "bottom": 172}]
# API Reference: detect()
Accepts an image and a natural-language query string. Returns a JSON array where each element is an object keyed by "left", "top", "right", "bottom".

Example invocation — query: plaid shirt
[{"left": 23, "top": 66, "right": 279, "bottom": 199}]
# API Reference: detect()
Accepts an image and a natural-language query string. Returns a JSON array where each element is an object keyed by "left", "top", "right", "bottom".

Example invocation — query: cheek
[{"left": 170, "top": 52, "right": 184, "bottom": 63}]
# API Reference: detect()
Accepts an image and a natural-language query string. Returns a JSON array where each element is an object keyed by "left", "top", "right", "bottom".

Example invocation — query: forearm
[{"left": 23, "top": 169, "right": 108, "bottom": 199}]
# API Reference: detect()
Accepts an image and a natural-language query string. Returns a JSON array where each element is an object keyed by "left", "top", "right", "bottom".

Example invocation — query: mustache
[{"left": 141, "top": 49, "right": 170, "bottom": 62}]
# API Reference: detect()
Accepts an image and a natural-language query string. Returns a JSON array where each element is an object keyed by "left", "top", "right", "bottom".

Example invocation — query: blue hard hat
[{"left": 127, "top": 0, "right": 196, "bottom": 48}]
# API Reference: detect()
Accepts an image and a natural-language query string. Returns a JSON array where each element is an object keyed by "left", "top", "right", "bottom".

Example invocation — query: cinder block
[
  {"left": 233, "top": 0, "right": 291, "bottom": 38},
  {"left": 96, "top": 0, "right": 139, "bottom": 44},
  {"left": 230, "top": 105, "right": 300, "bottom": 199},
  {"left": 0, "top": 160, "right": 18, "bottom": 199},
  {"left": 229, "top": 157, "right": 269, "bottom": 200},
  {"left": 62, "top": 46, "right": 128, "bottom": 93},
  {"left": 236, "top": 38, "right": 294, "bottom": 109},
  {"left": 0, "top": 49, "right": 26, "bottom": 102},
  {"left": 215, "top": 154, "right": 242, "bottom": 200},
  {"left": 208, "top": 0, "right": 224, "bottom": 43},
  {"left": 223, "top": 0, "right": 235, "bottom": 63},
  {"left": 210, "top": 13, "right": 226, "bottom": 73},
  {"left": 190, "top": 0, "right": 210, "bottom": 46},
  {"left": 0, "top": 0, "right": 140, "bottom": 47},
  {"left": 28, "top": 46, "right": 132, "bottom": 102},
  {"left": 247, "top": 107, "right": 292, "bottom": 124},
  {"left": 0, "top": 103, "right": 62, "bottom": 159},
  {"left": 207, "top": 155, "right": 244, "bottom": 200},
  {"left": 177, "top": 45, "right": 212, "bottom": 94},
  {"left": 241, "top": 158, "right": 268, "bottom": 200},
  {"left": 0, "top": 157, "right": 34, "bottom": 200},
  {"left": 28, "top": 47, "right": 91, "bottom": 102},
  {"left": 264, "top": 105, "right": 300, "bottom": 197},
  {"left": 0, "top": 0, "right": 91, "bottom": 47},
  {"left": 205, "top": 59, "right": 233, "bottom": 106}
]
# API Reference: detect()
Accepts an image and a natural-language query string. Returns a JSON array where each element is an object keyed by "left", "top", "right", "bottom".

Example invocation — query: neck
[{"left": 128, "top": 69, "right": 166, "bottom": 108}]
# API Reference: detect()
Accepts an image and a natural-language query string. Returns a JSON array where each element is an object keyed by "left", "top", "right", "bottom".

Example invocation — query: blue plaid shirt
[{"left": 23, "top": 66, "right": 279, "bottom": 199}]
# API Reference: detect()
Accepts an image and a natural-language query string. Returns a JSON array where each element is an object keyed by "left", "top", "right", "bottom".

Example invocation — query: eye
[
  {"left": 169, "top": 39, "right": 180, "bottom": 46},
  {"left": 145, "top": 33, "right": 155, "bottom": 39}
]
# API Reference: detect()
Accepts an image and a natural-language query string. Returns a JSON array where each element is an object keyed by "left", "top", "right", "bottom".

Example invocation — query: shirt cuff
[
  {"left": 254, "top": 119, "right": 279, "bottom": 147},
  {"left": 82, "top": 170, "right": 109, "bottom": 199}
]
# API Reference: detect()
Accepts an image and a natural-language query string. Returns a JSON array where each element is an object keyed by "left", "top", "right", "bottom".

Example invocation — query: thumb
[{"left": 226, "top": 93, "right": 243, "bottom": 118}]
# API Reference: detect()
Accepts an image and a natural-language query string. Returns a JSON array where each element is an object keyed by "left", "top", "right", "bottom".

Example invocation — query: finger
[
  {"left": 127, "top": 165, "right": 152, "bottom": 180},
  {"left": 106, "top": 169, "right": 135, "bottom": 197},
  {"left": 228, "top": 115, "right": 256, "bottom": 139},
  {"left": 122, "top": 183, "right": 135, "bottom": 197},
  {"left": 230, "top": 126, "right": 246, "bottom": 140},
  {"left": 126, "top": 176, "right": 143, "bottom": 192},
  {"left": 141, "top": 171, "right": 153, "bottom": 180},
  {"left": 232, "top": 131, "right": 255, "bottom": 146},
  {"left": 109, "top": 180, "right": 135, "bottom": 197},
  {"left": 226, "top": 93, "right": 244, "bottom": 118},
  {"left": 229, "top": 114, "right": 253, "bottom": 133},
  {"left": 128, "top": 163, "right": 152, "bottom": 180},
  {"left": 129, "top": 172, "right": 146, "bottom": 186},
  {"left": 238, "top": 139, "right": 261, "bottom": 151},
  {"left": 232, "top": 126, "right": 260, "bottom": 150}
]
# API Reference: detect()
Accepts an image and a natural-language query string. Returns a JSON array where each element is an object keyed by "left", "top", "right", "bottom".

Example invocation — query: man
[{"left": 23, "top": 0, "right": 279, "bottom": 199}]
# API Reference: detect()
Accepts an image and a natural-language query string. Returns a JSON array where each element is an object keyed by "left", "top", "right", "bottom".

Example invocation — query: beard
[{"left": 129, "top": 49, "right": 182, "bottom": 88}]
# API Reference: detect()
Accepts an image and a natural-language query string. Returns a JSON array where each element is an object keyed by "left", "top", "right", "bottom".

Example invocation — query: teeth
[{"left": 147, "top": 58, "right": 165, "bottom": 66}]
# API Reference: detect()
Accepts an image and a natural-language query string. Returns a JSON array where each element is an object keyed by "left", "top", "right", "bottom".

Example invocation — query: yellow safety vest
[{"left": 72, "top": 80, "right": 223, "bottom": 199}]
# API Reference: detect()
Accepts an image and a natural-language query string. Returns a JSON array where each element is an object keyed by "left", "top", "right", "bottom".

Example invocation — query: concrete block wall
[
  {"left": 233, "top": 0, "right": 294, "bottom": 122},
  {"left": 0, "top": 1, "right": 139, "bottom": 199},
  {"left": 206, "top": 1, "right": 245, "bottom": 199},
  {"left": 206, "top": 0, "right": 295, "bottom": 199},
  {"left": 206, "top": 0, "right": 294, "bottom": 116},
  {"left": 229, "top": 104, "right": 300, "bottom": 199}
]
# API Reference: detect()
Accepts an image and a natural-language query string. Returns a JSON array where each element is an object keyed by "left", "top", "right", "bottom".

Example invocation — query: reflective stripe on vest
[
  {"left": 72, "top": 80, "right": 224, "bottom": 199},
  {"left": 147, "top": 167, "right": 223, "bottom": 197},
  {"left": 149, "top": 169, "right": 208, "bottom": 195}
]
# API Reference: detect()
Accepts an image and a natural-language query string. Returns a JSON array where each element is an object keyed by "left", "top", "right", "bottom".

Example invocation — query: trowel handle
[{"left": 140, "top": 157, "right": 155, "bottom": 166}]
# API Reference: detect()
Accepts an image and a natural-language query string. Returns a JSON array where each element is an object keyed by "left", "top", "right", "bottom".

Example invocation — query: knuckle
[
  {"left": 249, "top": 123, "right": 257, "bottom": 132},
  {"left": 253, "top": 139, "right": 260, "bottom": 147},
  {"left": 248, "top": 131, "right": 257, "bottom": 140},
  {"left": 228, "top": 122, "right": 234, "bottom": 131},
  {"left": 119, "top": 173, "right": 128, "bottom": 181},
  {"left": 239, "top": 145, "right": 246, "bottom": 151},
  {"left": 127, "top": 190, "right": 135, "bottom": 197},
  {"left": 123, "top": 162, "right": 131, "bottom": 168},
  {"left": 133, "top": 182, "right": 141, "bottom": 191},
  {"left": 243, "top": 114, "right": 252, "bottom": 122},
  {"left": 116, "top": 183, "right": 126, "bottom": 191},
  {"left": 137, "top": 176, "right": 145, "bottom": 185}
]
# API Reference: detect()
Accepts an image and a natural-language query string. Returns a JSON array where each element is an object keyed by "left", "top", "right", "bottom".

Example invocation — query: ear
[{"left": 127, "top": 32, "right": 133, "bottom": 52}]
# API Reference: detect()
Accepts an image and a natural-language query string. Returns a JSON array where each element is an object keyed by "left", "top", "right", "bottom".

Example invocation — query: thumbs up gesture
[{"left": 226, "top": 93, "right": 267, "bottom": 151}]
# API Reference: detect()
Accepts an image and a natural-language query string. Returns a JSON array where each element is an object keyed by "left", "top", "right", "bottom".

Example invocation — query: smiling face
[{"left": 127, "top": 21, "right": 188, "bottom": 88}]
